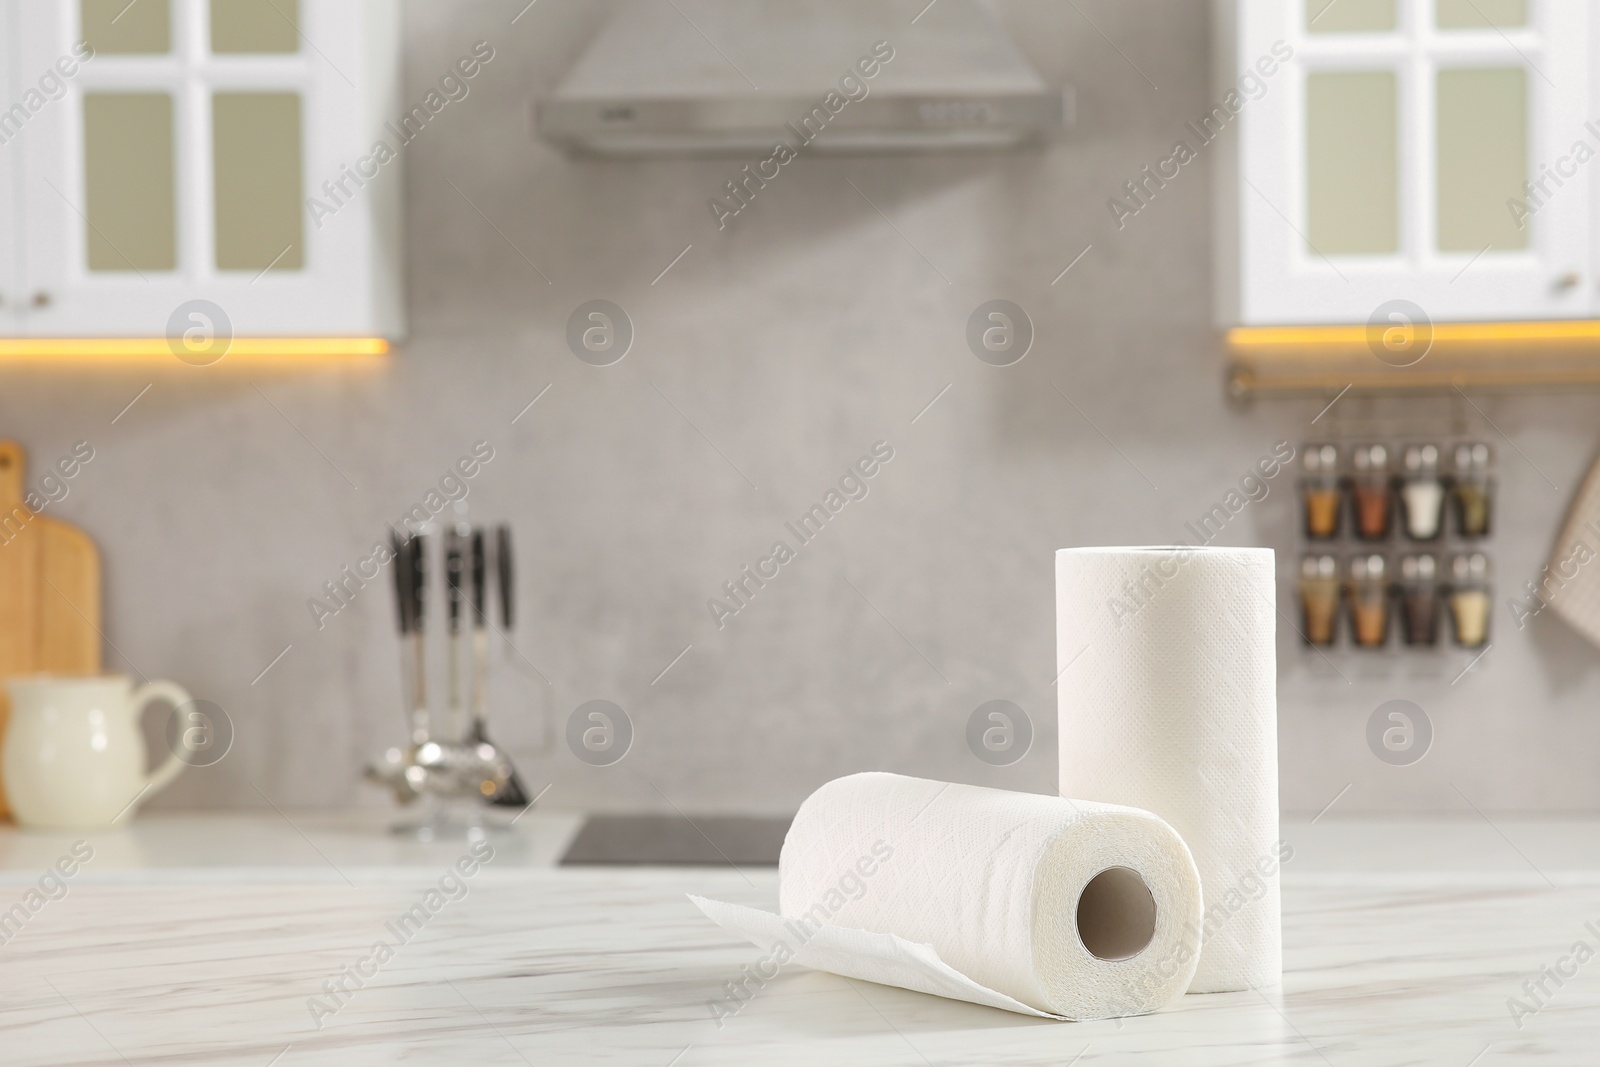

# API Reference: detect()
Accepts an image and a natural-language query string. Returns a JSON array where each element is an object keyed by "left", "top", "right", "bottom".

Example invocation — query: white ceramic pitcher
[{"left": 2, "top": 675, "right": 192, "bottom": 829}]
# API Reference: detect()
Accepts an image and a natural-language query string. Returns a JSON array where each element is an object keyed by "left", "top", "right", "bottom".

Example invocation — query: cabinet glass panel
[
  {"left": 83, "top": 93, "right": 176, "bottom": 271},
  {"left": 1305, "top": 71, "right": 1398, "bottom": 254},
  {"left": 210, "top": 0, "right": 300, "bottom": 55},
  {"left": 1436, "top": 0, "right": 1527, "bottom": 29},
  {"left": 212, "top": 92, "right": 304, "bottom": 271},
  {"left": 1436, "top": 68, "right": 1527, "bottom": 251},
  {"left": 81, "top": 0, "right": 170, "bottom": 54},
  {"left": 1306, "top": 0, "right": 1396, "bottom": 33}
]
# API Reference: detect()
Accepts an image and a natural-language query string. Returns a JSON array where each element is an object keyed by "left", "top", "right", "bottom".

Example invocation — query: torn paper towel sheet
[
  {"left": 689, "top": 895, "right": 1064, "bottom": 1019},
  {"left": 691, "top": 772, "right": 1203, "bottom": 1020},
  {"left": 1056, "top": 546, "right": 1282, "bottom": 994}
]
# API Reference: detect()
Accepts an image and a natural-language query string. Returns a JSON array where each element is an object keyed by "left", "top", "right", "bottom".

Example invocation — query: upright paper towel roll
[
  {"left": 1056, "top": 546, "right": 1281, "bottom": 993},
  {"left": 694, "top": 772, "right": 1204, "bottom": 1020}
]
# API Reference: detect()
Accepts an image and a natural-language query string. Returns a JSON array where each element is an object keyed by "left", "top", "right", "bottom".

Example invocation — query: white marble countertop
[{"left": 1, "top": 813, "right": 1597, "bottom": 1064}]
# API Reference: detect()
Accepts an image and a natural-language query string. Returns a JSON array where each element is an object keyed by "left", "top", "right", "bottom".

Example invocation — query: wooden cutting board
[{"left": 0, "top": 441, "right": 102, "bottom": 818}]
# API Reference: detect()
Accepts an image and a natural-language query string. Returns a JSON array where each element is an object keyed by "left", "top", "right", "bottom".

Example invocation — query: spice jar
[
  {"left": 1451, "top": 442, "right": 1493, "bottom": 539},
  {"left": 1449, "top": 553, "right": 1491, "bottom": 648},
  {"left": 1300, "top": 444, "right": 1341, "bottom": 539},
  {"left": 1299, "top": 554, "right": 1340, "bottom": 646},
  {"left": 1397, "top": 554, "right": 1440, "bottom": 646},
  {"left": 1350, "top": 444, "right": 1392, "bottom": 540},
  {"left": 1348, "top": 553, "right": 1390, "bottom": 648},
  {"left": 1398, "top": 444, "right": 1445, "bottom": 541}
]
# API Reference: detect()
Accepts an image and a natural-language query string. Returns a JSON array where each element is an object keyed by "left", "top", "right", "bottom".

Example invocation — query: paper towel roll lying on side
[
  {"left": 692, "top": 771, "right": 1203, "bottom": 1020},
  {"left": 1056, "top": 546, "right": 1282, "bottom": 993}
]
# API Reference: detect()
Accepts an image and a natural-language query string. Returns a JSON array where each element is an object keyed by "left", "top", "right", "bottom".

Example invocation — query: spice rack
[{"left": 1296, "top": 440, "right": 1492, "bottom": 651}]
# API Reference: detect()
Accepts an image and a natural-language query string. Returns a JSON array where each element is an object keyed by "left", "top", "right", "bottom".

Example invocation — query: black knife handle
[
  {"left": 471, "top": 528, "right": 487, "bottom": 627},
  {"left": 445, "top": 530, "right": 464, "bottom": 633},
  {"left": 496, "top": 525, "right": 514, "bottom": 631},
  {"left": 391, "top": 529, "right": 413, "bottom": 634},
  {"left": 409, "top": 531, "right": 428, "bottom": 633}
]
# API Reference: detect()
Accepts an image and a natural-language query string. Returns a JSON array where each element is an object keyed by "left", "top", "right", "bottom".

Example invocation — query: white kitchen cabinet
[
  {"left": 0, "top": 0, "right": 403, "bottom": 342},
  {"left": 0, "top": 2, "right": 20, "bottom": 336},
  {"left": 1217, "top": 0, "right": 1594, "bottom": 326}
]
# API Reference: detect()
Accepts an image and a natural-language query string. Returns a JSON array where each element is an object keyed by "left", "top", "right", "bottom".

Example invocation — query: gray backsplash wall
[{"left": 3, "top": 0, "right": 1599, "bottom": 816}]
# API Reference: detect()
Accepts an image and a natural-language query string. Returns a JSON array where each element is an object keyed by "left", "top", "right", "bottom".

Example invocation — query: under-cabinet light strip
[
  {"left": 0, "top": 338, "right": 391, "bottom": 361},
  {"left": 1227, "top": 321, "right": 1600, "bottom": 349}
]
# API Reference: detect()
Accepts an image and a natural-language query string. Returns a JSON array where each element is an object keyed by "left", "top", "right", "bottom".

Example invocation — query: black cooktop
[{"left": 559, "top": 815, "right": 791, "bottom": 866}]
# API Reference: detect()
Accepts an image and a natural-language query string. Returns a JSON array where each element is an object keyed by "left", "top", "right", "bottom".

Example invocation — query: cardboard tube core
[{"left": 1076, "top": 866, "right": 1158, "bottom": 961}]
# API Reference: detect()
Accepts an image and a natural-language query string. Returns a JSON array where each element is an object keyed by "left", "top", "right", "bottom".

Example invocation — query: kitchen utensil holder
[{"left": 365, "top": 520, "right": 532, "bottom": 835}]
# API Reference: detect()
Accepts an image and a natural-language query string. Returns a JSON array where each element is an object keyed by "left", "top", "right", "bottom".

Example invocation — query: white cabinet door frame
[
  {"left": 1228, "top": 0, "right": 1592, "bottom": 325},
  {"left": 0, "top": 2, "right": 21, "bottom": 335},
  {"left": 16, "top": 0, "right": 401, "bottom": 338}
]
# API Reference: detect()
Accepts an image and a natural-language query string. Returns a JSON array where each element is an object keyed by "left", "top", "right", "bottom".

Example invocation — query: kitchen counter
[
  {"left": 1, "top": 814, "right": 1597, "bottom": 1065},
  {"left": 0, "top": 808, "right": 586, "bottom": 880}
]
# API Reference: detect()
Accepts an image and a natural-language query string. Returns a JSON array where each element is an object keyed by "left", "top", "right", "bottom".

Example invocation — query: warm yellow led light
[
  {"left": 1227, "top": 321, "right": 1600, "bottom": 349},
  {"left": 0, "top": 338, "right": 391, "bottom": 362},
  {"left": 1225, "top": 320, "right": 1600, "bottom": 394}
]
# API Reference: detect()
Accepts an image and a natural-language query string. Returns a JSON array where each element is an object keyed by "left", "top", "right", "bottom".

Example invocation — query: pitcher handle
[{"left": 121, "top": 680, "right": 194, "bottom": 821}]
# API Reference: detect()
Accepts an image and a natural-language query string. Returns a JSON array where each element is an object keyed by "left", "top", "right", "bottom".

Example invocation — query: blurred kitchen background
[{"left": 3, "top": 0, "right": 1597, "bottom": 818}]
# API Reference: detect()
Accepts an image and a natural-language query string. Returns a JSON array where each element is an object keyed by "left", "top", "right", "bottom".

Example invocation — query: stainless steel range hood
[{"left": 536, "top": 0, "right": 1070, "bottom": 155}]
